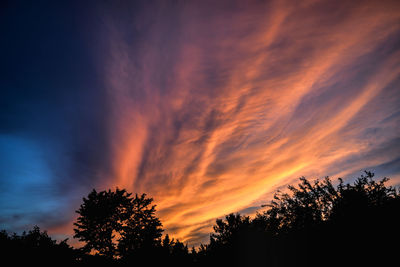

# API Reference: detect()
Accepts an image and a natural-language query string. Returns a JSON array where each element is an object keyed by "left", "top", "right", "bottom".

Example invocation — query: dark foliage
[
  {"left": 73, "top": 188, "right": 166, "bottom": 263},
  {"left": 0, "top": 226, "right": 78, "bottom": 265},
  {"left": 2, "top": 171, "right": 398, "bottom": 266},
  {"left": 197, "top": 171, "right": 400, "bottom": 266},
  {"left": 117, "top": 193, "right": 163, "bottom": 260},
  {"left": 73, "top": 188, "right": 133, "bottom": 258}
]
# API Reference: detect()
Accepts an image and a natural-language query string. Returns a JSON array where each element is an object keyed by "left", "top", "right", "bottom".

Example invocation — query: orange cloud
[{"left": 94, "top": 0, "right": 400, "bottom": 246}]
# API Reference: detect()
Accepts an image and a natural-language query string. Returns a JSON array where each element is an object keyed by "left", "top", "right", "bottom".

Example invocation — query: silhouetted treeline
[
  {"left": 1, "top": 171, "right": 399, "bottom": 266},
  {"left": 194, "top": 171, "right": 400, "bottom": 266},
  {"left": 0, "top": 226, "right": 78, "bottom": 265}
]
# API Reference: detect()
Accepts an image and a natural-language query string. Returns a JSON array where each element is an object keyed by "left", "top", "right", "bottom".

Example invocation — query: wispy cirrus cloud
[
  {"left": 90, "top": 0, "right": 400, "bottom": 245},
  {"left": 5, "top": 0, "right": 385, "bottom": 246}
]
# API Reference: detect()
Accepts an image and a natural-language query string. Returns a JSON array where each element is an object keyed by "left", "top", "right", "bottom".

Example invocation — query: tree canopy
[
  {"left": 199, "top": 171, "right": 400, "bottom": 266},
  {"left": 0, "top": 226, "right": 77, "bottom": 265},
  {"left": 73, "top": 188, "right": 163, "bottom": 259},
  {"left": 2, "top": 171, "right": 399, "bottom": 266}
]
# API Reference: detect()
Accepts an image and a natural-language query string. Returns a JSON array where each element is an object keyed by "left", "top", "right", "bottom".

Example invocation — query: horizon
[{"left": 1, "top": 0, "right": 400, "bottom": 247}]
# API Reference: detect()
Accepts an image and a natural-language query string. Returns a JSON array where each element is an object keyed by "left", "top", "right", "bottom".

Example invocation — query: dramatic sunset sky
[{"left": 1, "top": 0, "right": 400, "bottom": 246}]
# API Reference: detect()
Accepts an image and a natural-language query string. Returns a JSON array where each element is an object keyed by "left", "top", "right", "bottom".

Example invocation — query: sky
[{"left": 1, "top": 0, "right": 400, "bottom": 246}]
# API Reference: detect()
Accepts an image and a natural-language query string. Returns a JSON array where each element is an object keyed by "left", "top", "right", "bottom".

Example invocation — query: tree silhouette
[
  {"left": 159, "top": 234, "right": 191, "bottom": 266},
  {"left": 201, "top": 171, "right": 400, "bottom": 266},
  {"left": 73, "top": 188, "right": 131, "bottom": 258},
  {"left": 0, "top": 226, "right": 77, "bottom": 265},
  {"left": 117, "top": 193, "right": 163, "bottom": 260},
  {"left": 206, "top": 213, "right": 268, "bottom": 266},
  {"left": 210, "top": 213, "right": 251, "bottom": 246},
  {"left": 74, "top": 189, "right": 163, "bottom": 262},
  {"left": 1, "top": 171, "right": 398, "bottom": 266}
]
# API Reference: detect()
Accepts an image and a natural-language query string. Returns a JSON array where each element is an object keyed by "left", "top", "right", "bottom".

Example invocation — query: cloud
[
  {"left": 2, "top": 0, "right": 399, "bottom": 247},
  {"left": 94, "top": 0, "right": 400, "bottom": 245}
]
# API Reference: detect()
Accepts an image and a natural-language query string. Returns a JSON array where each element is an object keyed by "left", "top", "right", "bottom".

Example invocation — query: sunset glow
[{"left": 1, "top": 0, "right": 400, "bottom": 246}]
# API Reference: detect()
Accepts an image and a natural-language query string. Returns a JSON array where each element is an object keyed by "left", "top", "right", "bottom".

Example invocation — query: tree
[
  {"left": 73, "top": 188, "right": 131, "bottom": 258},
  {"left": 208, "top": 213, "right": 267, "bottom": 266},
  {"left": 117, "top": 193, "right": 163, "bottom": 259},
  {"left": 0, "top": 226, "right": 77, "bottom": 265},
  {"left": 160, "top": 234, "right": 191, "bottom": 265},
  {"left": 203, "top": 171, "right": 400, "bottom": 267},
  {"left": 210, "top": 213, "right": 251, "bottom": 247},
  {"left": 73, "top": 189, "right": 163, "bottom": 260}
]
